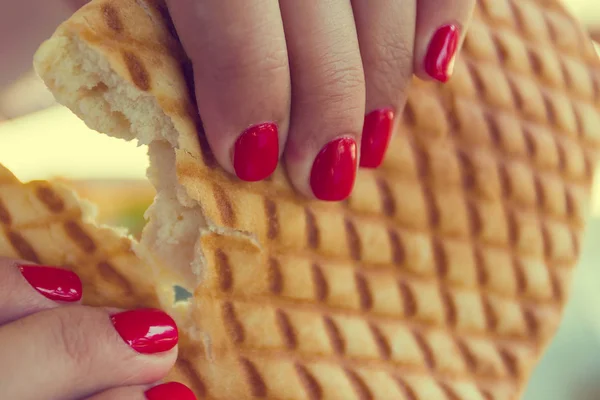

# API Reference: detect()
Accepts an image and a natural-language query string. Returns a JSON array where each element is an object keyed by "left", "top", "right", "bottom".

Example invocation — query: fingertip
[
  {"left": 309, "top": 136, "right": 358, "bottom": 202},
  {"left": 110, "top": 308, "right": 179, "bottom": 355},
  {"left": 359, "top": 108, "right": 395, "bottom": 169},
  {"left": 422, "top": 24, "right": 461, "bottom": 83},
  {"left": 233, "top": 122, "right": 280, "bottom": 182},
  {"left": 145, "top": 382, "right": 197, "bottom": 400},
  {"left": 18, "top": 264, "right": 83, "bottom": 303}
]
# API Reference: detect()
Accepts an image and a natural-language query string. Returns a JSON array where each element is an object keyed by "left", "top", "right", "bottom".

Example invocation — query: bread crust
[{"left": 29, "top": 0, "right": 600, "bottom": 398}]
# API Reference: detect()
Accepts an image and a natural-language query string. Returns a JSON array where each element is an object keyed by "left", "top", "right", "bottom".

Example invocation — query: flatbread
[{"left": 31, "top": 0, "right": 600, "bottom": 398}]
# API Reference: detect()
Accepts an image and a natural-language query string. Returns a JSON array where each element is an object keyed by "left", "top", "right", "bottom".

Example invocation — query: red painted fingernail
[
  {"left": 145, "top": 382, "right": 197, "bottom": 400},
  {"left": 310, "top": 137, "right": 357, "bottom": 201},
  {"left": 233, "top": 122, "right": 279, "bottom": 182},
  {"left": 111, "top": 308, "right": 178, "bottom": 354},
  {"left": 18, "top": 265, "right": 82, "bottom": 302},
  {"left": 424, "top": 24, "right": 460, "bottom": 82},
  {"left": 360, "top": 108, "right": 395, "bottom": 169}
]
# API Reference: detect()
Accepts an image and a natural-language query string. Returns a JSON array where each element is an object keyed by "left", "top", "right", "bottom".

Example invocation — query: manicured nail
[
  {"left": 360, "top": 108, "right": 394, "bottom": 169},
  {"left": 111, "top": 308, "right": 178, "bottom": 354},
  {"left": 310, "top": 137, "right": 357, "bottom": 201},
  {"left": 145, "top": 382, "right": 197, "bottom": 400},
  {"left": 424, "top": 24, "right": 460, "bottom": 82},
  {"left": 18, "top": 265, "right": 82, "bottom": 302},
  {"left": 233, "top": 122, "right": 279, "bottom": 182}
]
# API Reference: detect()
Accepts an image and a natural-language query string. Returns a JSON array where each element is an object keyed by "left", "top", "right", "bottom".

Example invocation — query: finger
[
  {"left": 166, "top": 0, "right": 290, "bottom": 182},
  {"left": 351, "top": 0, "right": 416, "bottom": 168},
  {"left": 279, "top": 0, "right": 365, "bottom": 201},
  {"left": 0, "top": 257, "right": 81, "bottom": 325},
  {"left": 414, "top": 0, "right": 476, "bottom": 82},
  {"left": 0, "top": 307, "right": 178, "bottom": 400},
  {"left": 86, "top": 382, "right": 197, "bottom": 400}
]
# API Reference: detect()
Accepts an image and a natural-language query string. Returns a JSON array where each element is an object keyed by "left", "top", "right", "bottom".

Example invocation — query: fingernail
[
  {"left": 310, "top": 137, "right": 357, "bottom": 201},
  {"left": 360, "top": 108, "right": 394, "bottom": 169},
  {"left": 18, "top": 265, "right": 82, "bottom": 302},
  {"left": 233, "top": 122, "right": 279, "bottom": 182},
  {"left": 424, "top": 24, "right": 460, "bottom": 82},
  {"left": 111, "top": 308, "right": 178, "bottom": 354},
  {"left": 145, "top": 382, "right": 197, "bottom": 400}
]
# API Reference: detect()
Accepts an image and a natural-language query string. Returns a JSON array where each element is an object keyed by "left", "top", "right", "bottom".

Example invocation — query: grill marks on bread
[{"left": 0, "top": 177, "right": 146, "bottom": 305}]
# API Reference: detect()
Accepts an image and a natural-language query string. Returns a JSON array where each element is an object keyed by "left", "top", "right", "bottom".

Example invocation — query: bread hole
[
  {"left": 173, "top": 285, "right": 192, "bottom": 303},
  {"left": 90, "top": 82, "right": 108, "bottom": 94},
  {"left": 77, "top": 81, "right": 135, "bottom": 140},
  {"left": 77, "top": 82, "right": 108, "bottom": 96},
  {"left": 109, "top": 109, "right": 132, "bottom": 133}
]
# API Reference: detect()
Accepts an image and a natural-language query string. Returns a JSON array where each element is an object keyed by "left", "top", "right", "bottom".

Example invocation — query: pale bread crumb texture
[{"left": 30, "top": 0, "right": 600, "bottom": 399}]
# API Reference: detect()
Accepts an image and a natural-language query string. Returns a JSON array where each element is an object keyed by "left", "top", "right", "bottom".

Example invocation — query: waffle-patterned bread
[
  {"left": 0, "top": 163, "right": 185, "bottom": 310},
  {"left": 30, "top": 0, "right": 600, "bottom": 399}
]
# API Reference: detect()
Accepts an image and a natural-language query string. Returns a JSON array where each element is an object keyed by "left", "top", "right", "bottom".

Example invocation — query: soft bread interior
[
  {"left": 34, "top": 35, "right": 175, "bottom": 146},
  {"left": 34, "top": 34, "right": 208, "bottom": 306},
  {"left": 143, "top": 141, "right": 207, "bottom": 284}
]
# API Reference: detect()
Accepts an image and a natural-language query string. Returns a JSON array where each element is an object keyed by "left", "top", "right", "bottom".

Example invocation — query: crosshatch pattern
[
  {"left": 170, "top": 1, "right": 600, "bottom": 399},
  {"left": 26, "top": 0, "right": 600, "bottom": 399},
  {"left": 0, "top": 164, "right": 164, "bottom": 310}
]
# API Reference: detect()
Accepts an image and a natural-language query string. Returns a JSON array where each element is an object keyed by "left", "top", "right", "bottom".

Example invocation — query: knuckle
[
  {"left": 290, "top": 56, "right": 366, "bottom": 143},
  {"left": 370, "top": 32, "right": 412, "bottom": 73},
  {"left": 0, "top": 267, "right": 21, "bottom": 309},
  {"left": 51, "top": 307, "right": 99, "bottom": 371},
  {"left": 255, "top": 47, "right": 290, "bottom": 78},
  {"left": 309, "top": 60, "right": 365, "bottom": 114},
  {"left": 319, "top": 57, "right": 365, "bottom": 94},
  {"left": 47, "top": 307, "right": 134, "bottom": 377},
  {"left": 212, "top": 45, "right": 289, "bottom": 83},
  {"left": 365, "top": 36, "right": 413, "bottom": 96}
]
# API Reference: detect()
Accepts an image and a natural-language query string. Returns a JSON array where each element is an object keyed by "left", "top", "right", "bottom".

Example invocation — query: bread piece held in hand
[{"left": 33, "top": 0, "right": 600, "bottom": 398}]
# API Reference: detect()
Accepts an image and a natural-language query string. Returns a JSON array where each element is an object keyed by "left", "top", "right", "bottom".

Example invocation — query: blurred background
[{"left": 0, "top": 1, "right": 600, "bottom": 399}]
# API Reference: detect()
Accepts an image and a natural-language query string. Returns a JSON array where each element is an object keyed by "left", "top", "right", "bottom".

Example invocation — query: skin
[
  {"left": 0, "top": 3, "right": 475, "bottom": 392},
  {"left": 166, "top": 0, "right": 475, "bottom": 199},
  {"left": 0, "top": 257, "right": 179, "bottom": 399},
  {"left": 2, "top": 0, "right": 475, "bottom": 200}
]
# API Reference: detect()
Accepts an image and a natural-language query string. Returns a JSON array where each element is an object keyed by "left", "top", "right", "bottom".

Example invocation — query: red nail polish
[
  {"left": 233, "top": 122, "right": 279, "bottom": 182},
  {"left": 360, "top": 108, "right": 394, "bottom": 169},
  {"left": 145, "top": 382, "right": 197, "bottom": 400},
  {"left": 310, "top": 137, "right": 357, "bottom": 201},
  {"left": 111, "top": 309, "right": 178, "bottom": 354},
  {"left": 424, "top": 24, "right": 460, "bottom": 82},
  {"left": 18, "top": 265, "right": 82, "bottom": 302}
]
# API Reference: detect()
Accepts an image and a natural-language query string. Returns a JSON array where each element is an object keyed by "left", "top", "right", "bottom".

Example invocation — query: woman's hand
[
  {"left": 1, "top": 0, "right": 475, "bottom": 201},
  {"left": 0, "top": 257, "right": 195, "bottom": 400},
  {"left": 166, "top": 0, "right": 475, "bottom": 201}
]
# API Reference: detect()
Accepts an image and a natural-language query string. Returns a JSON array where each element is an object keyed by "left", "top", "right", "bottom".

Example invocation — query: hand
[
  {"left": 0, "top": 257, "right": 195, "bottom": 400},
  {"left": 1, "top": 0, "right": 475, "bottom": 201},
  {"left": 165, "top": 0, "right": 475, "bottom": 201}
]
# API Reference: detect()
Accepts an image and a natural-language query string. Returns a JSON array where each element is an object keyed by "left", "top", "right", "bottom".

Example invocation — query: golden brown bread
[
  {"left": 0, "top": 163, "right": 175, "bottom": 309},
  {"left": 29, "top": 0, "right": 600, "bottom": 398}
]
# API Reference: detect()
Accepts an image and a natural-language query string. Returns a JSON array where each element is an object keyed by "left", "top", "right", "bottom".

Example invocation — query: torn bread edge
[
  {"left": 31, "top": 3, "right": 248, "bottom": 351},
  {"left": 33, "top": 20, "right": 207, "bottom": 276}
]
